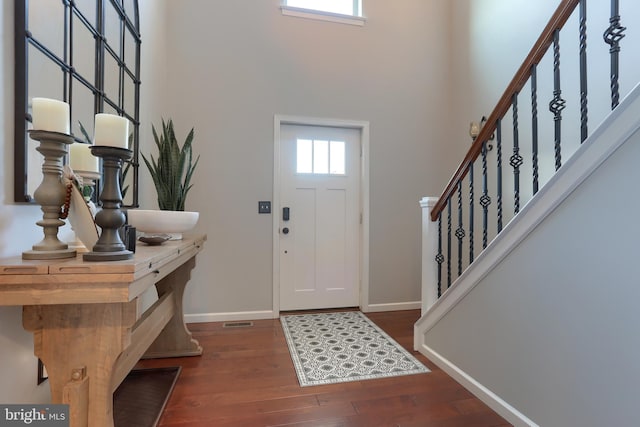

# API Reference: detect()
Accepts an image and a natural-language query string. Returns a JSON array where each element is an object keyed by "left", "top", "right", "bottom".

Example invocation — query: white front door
[{"left": 279, "top": 124, "right": 361, "bottom": 311}]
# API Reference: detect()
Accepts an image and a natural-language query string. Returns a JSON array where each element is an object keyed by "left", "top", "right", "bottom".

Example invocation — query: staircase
[{"left": 414, "top": 1, "right": 640, "bottom": 425}]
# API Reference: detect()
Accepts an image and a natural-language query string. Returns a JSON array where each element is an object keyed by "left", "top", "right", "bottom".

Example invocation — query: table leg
[
  {"left": 23, "top": 302, "right": 136, "bottom": 427},
  {"left": 143, "top": 256, "right": 203, "bottom": 358}
]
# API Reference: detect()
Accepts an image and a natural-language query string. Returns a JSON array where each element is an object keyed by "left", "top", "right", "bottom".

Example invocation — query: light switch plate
[{"left": 258, "top": 201, "right": 271, "bottom": 214}]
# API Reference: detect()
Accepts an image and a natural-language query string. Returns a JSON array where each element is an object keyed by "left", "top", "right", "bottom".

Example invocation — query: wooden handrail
[{"left": 431, "top": 0, "right": 580, "bottom": 221}]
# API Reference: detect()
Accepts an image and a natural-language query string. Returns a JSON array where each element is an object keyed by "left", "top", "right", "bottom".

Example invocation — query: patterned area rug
[{"left": 281, "top": 311, "right": 429, "bottom": 387}]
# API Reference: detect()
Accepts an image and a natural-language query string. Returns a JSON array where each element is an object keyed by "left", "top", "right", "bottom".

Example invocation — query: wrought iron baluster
[
  {"left": 579, "top": 0, "right": 588, "bottom": 142},
  {"left": 447, "top": 198, "right": 452, "bottom": 289},
  {"left": 603, "top": 0, "right": 625, "bottom": 110},
  {"left": 510, "top": 94, "right": 523, "bottom": 214},
  {"left": 480, "top": 141, "right": 491, "bottom": 249},
  {"left": 496, "top": 119, "right": 503, "bottom": 233},
  {"left": 469, "top": 162, "right": 474, "bottom": 264},
  {"left": 456, "top": 182, "right": 465, "bottom": 277},
  {"left": 435, "top": 213, "right": 444, "bottom": 298},
  {"left": 549, "top": 29, "right": 566, "bottom": 171},
  {"left": 531, "top": 65, "right": 539, "bottom": 195}
]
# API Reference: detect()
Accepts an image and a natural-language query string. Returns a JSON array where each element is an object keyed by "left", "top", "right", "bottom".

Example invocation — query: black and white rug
[{"left": 280, "top": 311, "right": 429, "bottom": 387}]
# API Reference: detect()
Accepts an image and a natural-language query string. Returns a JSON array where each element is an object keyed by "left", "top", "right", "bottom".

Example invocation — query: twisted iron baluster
[
  {"left": 549, "top": 29, "right": 566, "bottom": 171},
  {"left": 531, "top": 65, "right": 539, "bottom": 195},
  {"left": 510, "top": 94, "right": 523, "bottom": 214},
  {"left": 579, "top": 0, "right": 588, "bottom": 142},
  {"left": 496, "top": 119, "right": 503, "bottom": 234},
  {"left": 480, "top": 141, "right": 491, "bottom": 249},
  {"left": 603, "top": 0, "right": 625, "bottom": 110},
  {"left": 456, "top": 182, "right": 465, "bottom": 277},
  {"left": 447, "top": 198, "right": 452, "bottom": 289},
  {"left": 435, "top": 213, "right": 444, "bottom": 298},
  {"left": 469, "top": 162, "right": 474, "bottom": 264}
]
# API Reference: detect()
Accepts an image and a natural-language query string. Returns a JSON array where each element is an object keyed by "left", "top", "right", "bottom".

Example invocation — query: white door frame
[{"left": 273, "top": 115, "right": 370, "bottom": 317}]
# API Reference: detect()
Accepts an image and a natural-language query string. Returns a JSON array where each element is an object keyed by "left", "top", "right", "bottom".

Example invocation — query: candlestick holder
[
  {"left": 23, "top": 130, "right": 77, "bottom": 260},
  {"left": 83, "top": 146, "right": 133, "bottom": 261},
  {"left": 75, "top": 170, "right": 101, "bottom": 210}
]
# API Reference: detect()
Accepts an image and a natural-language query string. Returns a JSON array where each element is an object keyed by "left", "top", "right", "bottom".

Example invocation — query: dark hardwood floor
[{"left": 136, "top": 309, "right": 511, "bottom": 427}]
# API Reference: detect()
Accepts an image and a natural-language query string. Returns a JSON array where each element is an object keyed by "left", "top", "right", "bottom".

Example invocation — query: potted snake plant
[
  {"left": 128, "top": 119, "right": 200, "bottom": 240},
  {"left": 142, "top": 118, "right": 199, "bottom": 211}
]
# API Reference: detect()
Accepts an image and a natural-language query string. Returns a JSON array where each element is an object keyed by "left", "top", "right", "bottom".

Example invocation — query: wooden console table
[{"left": 0, "top": 234, "right": 206, "bottom": 427}]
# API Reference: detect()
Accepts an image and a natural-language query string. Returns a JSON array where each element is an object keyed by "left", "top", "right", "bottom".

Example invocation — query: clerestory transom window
[{"left": 281, "top": 0, "right": 365, "bottom": 26}]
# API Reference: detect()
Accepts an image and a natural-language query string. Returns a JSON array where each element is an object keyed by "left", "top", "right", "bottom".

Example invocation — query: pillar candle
[
  {"left": 70, "top": 143, "right": 99, "bottom": 173},
  {"left": 94, "top": 113, "right": 129, "bottom": 149},
  {"left": 31, "top": 98, "right": 70, "bottom": 134}
]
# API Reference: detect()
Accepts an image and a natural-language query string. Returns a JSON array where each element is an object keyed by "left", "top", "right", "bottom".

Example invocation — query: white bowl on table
[{"left": 126, "top": 209, "right": 199, "bottom": 241}]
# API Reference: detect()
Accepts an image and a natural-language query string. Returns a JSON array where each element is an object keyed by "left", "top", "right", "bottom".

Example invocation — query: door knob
[{"left": 282, "top": 227, "right": 289, "bottom": 234}]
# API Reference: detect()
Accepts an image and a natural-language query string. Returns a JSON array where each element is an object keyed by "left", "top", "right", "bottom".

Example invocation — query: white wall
[
  {"left": 450, "top": 0, "right": 640, "bottom": 151},
  {"left": 137, "top": 0, "right": 169, "bottom": 208},
  {"left": 0, "top": 0, "right": 456, "bottom": 401},
  {"left": 154, "top": 0, "right": 457, "bottom": 315},
  {"left": 445, "top": 0, "right": 640, "bottom": 276}
]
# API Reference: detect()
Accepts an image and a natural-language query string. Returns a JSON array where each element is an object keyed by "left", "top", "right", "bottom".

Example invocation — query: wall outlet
[{"left": 258, "top": 201, "right": 271, "bottom": 214}]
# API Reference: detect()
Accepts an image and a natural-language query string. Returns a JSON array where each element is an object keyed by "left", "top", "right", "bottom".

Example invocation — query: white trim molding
[
  {"left": 280, "top": 5, "right": 366, "bottom": 26},
  {"left": 185, "top": 310, "right": 275, "bottom": 324},
  {"left": 419, "top": 196, "right": 439, "bottom": 315},
  {"left": 364, "top": 301, "right": 421, "bottom": 313},
  {"left": 417, "top": 343, "right": 539, "bottom": 427}
]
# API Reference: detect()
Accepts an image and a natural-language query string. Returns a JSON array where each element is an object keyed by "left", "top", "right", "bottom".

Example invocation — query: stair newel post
[{"left": 420, "top": 197, "right": 439, "bottom": 314}]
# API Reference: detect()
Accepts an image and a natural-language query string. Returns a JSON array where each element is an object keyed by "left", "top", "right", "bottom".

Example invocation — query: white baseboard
[
  {"left": 363, "top": 301, "right": 421, "bottom": 312},
  {"left": 418, "top": 342, "right": 538, "bottom": 427},
  {"left": 185, "top": 302, "right": 421, "bottom": 323},
  {"left": 184, "top": 310, "right": 275, "bottom": 323}
]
